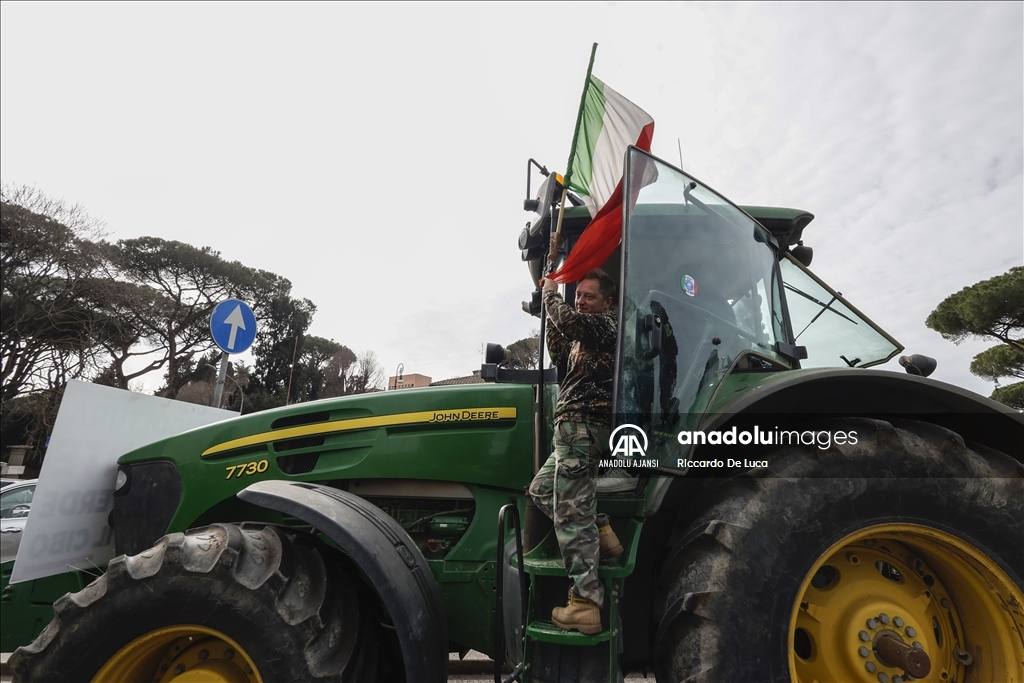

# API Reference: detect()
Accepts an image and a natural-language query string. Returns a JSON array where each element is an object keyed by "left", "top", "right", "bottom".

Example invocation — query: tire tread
[{"left": 11, "top": 523, "right": 378, "bottom": 682}]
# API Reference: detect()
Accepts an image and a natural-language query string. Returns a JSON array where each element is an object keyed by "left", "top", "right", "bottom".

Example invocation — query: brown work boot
[
  {"left": 599, "top": 522, "right": 624, "bottom": 560},
  {"left": 551, "top": 589, "right": 602, "bottom": 635}
]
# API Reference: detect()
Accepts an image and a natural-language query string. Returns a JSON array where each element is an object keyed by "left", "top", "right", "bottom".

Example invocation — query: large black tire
[
  {"left": 10, "top": 522, "right": 381, "bottom": 682},
  {"left": 652, "top": 418, "right": 1024, "bottom": 683}
]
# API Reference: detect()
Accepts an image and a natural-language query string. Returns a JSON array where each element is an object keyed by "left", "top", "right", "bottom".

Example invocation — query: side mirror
[
  {"left": 900, "top": 354, "right": 937, "bottom": 377},
  {"left": 791, "top": 241, "right": 814, "bottom": 268}
]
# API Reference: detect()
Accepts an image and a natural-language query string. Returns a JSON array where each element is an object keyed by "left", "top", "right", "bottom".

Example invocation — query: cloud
[{"left": 2, "top": 2, "right": 1019, "bottom": 401}]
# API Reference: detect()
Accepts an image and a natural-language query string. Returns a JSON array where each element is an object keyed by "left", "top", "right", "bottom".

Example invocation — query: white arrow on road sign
[{"left": 223, "top": 304, "right": 246, "bottom": 351}]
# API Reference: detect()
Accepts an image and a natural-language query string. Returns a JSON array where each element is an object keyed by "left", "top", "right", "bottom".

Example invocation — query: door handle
[{"left": 644, "top": 313, "right": 663, "bottom": 360}]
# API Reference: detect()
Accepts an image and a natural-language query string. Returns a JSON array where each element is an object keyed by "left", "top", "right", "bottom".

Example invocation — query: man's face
[{"left": 575, "top": 278, "right": 611, "bottom": 314}]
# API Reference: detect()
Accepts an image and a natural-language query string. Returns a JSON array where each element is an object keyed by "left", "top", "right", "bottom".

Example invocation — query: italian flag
[{"left": 549, "top": 74, "right": 654, "bottom": 284}]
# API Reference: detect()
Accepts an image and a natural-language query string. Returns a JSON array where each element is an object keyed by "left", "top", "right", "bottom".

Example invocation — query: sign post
[{"left": 209, "top": 299, "right": 257, "bottom": 408}]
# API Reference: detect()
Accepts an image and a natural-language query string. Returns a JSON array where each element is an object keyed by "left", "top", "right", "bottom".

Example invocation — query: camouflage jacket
[{"left": 544, "top": 289, "right": 617, "bottom": 429}]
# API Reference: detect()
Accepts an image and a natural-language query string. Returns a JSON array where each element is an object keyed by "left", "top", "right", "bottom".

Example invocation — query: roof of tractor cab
[{"left": 740, "top": 206, "right": 815, "bottom": 247}]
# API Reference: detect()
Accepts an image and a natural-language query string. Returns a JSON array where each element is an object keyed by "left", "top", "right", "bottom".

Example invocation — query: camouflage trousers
[{"left": 528, "top": 420, "right": 610, "bottom": 607}]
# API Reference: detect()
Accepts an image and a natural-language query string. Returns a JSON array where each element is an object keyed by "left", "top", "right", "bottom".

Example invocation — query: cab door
[{"left": 613, "top": 148, "right": 791, "bottom": 461}]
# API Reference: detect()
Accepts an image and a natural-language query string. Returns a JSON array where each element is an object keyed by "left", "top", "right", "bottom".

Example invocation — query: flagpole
[
  {"left": 564, "top": 42, "right": 598, "bottom": 193},
  {"left": 534, "top": 43, "right": 601, "bottom": 487},
  {"left": 548, "top": 42, "right": 599, "bottom": 275}
]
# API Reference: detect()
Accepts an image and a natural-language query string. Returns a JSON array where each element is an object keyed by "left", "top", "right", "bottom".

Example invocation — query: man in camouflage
[{"left": 528, "top": 268, "right": 623, "bottom": 635}]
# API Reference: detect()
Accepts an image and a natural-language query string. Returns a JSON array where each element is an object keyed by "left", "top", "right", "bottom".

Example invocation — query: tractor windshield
[
  {"left": 779, "top": 254, "right": 902, "bottom": 368},
  {"left": 615, "top": 148, "right": 788, "bottom": 437}
]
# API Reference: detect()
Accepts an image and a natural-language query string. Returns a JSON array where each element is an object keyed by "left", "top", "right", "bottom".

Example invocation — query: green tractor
[{"left": 10, "top": 147, "right": 1023, "bottom": 682}]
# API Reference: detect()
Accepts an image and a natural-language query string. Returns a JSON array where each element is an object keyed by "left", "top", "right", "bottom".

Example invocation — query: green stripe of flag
[{"left": 567, "top": 76, "right": 606, "bottom": 198}]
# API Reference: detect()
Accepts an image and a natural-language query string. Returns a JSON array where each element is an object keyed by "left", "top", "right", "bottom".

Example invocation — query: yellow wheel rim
[
  {"left": 789, "top": 524, "right": 1024, "bottom": 683},
  {"left": 92, "top": 625, "right": 262, "bottom": 683}
]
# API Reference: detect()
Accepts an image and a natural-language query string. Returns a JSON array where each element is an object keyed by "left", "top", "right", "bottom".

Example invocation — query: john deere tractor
[{"left": 11, "top": 147, "right": 1023, "bottom": 682}]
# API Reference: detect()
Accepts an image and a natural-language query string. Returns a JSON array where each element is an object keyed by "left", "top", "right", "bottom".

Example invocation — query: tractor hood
[{"left": 117, "top": 383, "right": 537, "bottom": 493}]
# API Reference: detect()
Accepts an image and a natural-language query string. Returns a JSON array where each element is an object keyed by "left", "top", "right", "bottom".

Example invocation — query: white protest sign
[{"left": 10, "top": 381, "right": 233, "bottom": 584}]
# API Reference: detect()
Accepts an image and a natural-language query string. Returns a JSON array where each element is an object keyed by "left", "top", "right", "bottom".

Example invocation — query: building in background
[{"left": 388, "top": 373, "right": 431, "bottom": 390}]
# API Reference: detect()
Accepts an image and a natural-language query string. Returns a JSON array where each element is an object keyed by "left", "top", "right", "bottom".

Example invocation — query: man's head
[{"left": 575, "top": 268, "right": 615, "bottom": 314}]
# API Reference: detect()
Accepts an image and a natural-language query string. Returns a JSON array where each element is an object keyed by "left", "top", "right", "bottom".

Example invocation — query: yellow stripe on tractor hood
[{"left": 201, "top": 407, "right": 518, "bottom": 457}]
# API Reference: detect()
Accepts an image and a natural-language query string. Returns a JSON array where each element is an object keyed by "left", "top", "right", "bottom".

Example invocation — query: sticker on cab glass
[{"left": 682, "top": 274, "right": 698, "bottom": 297}]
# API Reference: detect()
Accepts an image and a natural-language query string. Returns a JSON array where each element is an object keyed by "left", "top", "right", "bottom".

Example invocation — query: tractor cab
[
  {"left": 489, "top": 148, "right": 912, "bottom": 682},
  {"left": 518, "top": 147, "right": 902, "bottom": 469}
]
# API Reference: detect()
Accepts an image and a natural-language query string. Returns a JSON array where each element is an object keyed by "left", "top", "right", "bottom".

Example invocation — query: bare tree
[
  {"left": 346, "top": 350, "right": 385, "bottom": 394},
  {"left": 0, "top": 183, "right": 106, "bottom": 240}
]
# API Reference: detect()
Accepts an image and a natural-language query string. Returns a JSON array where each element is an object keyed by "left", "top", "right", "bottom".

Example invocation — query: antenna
[{"left": 677, "top": 138, "right": 684, "bottom": 172}]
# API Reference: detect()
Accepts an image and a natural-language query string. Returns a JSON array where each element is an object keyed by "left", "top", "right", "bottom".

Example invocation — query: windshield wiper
[{"left": 784, "top": 283, "right": 858, "bottom": 340}]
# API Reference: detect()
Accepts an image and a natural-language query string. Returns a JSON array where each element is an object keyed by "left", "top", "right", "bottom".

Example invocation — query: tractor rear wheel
[
  {"left": 652, "top": 418, "right": 1024, "bottom": 683},
  {"left": 10, "top": 522, "right": 380, "bottom": 682}
]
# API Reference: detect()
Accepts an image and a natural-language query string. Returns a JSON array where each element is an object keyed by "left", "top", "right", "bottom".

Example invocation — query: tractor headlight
[{"left": 114, "top": 465, "right": 130, "bottom": 496}]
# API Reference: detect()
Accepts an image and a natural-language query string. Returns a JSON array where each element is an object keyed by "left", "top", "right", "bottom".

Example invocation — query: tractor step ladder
[{"left": 521, "top": 518, "right": 642, "bottom": 682}]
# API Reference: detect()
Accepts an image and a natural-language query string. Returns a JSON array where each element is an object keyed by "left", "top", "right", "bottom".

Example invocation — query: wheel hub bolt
[
  {"left": 867, "top": 618, "right": 879, "bottom": 629},
  {"left": 174, "top": 664, "right": 186, "bottom": 675},
  {"left": 866, "top": 661, "right": 877, "bottom": 673},
  {"left": 905, "top": 626, "right": 916, "bottom": 637},
  {"left": 879, "top": 613, "right": 891, "bottom": 624},
  {"left": 878, "top": 673, "right": 889, "bottom": 683},
  {"left": 860, "top": 630, "right": 871, "bottom": 641},
  {"left": 859, "top": 646, "right": 870, "bottom": 658},
  {"left": 894, "top": 677, "right": 904, "bottom": 683},
  {"left": 198, "top": 649, "right": 209, "bottom": 661},
  {"left": 913, "top": 641, "right": 923, "bottom": 650},
  {"left": 893, "top": 616, "right": 904, "bottom": 627},
  {"left": 940, "top": 598, "right": 951, "bottom": 608}
]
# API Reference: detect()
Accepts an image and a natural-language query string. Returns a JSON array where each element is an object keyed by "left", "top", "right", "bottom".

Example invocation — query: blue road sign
[{"left": 210, "top": 299, "right": 257, "bottom": 354}]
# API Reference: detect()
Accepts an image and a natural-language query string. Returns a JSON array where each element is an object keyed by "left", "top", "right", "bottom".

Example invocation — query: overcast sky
[{"left": 2, "top": 2, "right": 1021, "bottom": 398}]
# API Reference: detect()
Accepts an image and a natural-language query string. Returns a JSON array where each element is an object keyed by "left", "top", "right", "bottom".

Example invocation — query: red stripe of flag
[{"left": 549, "top": 121, "right": 654, "bottom": 284}]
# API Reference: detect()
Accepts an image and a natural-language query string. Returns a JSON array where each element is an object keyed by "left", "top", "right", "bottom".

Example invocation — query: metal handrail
[{"left": 495, "top": 502, "right": 528, "bottom": 683}]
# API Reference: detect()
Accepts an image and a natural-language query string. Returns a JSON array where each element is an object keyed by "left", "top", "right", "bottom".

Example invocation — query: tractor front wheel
[
  {"left": 10, "top": 522, "right": 380, "bottom": 682},
  {"left": 652, "top": 418, "right": 1024, "bottom": 683}
]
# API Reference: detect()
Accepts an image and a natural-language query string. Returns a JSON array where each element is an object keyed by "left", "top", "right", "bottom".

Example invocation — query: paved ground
[
  {"left": 446, "top": 651, "right": 650, "bottom": 681},
  {"left": 0, "top": 650, "right": 651, "bottom": 681}
]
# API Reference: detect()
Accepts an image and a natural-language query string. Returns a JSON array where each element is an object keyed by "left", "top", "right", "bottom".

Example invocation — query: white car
[{"left": 1, "top": 479, "right": 37, "bottom": 564}]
